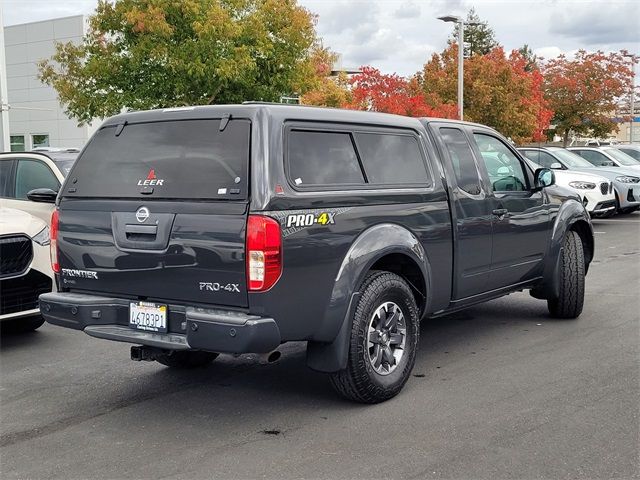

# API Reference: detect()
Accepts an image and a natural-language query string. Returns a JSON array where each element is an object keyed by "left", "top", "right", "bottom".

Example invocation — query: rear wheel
[
  {"left": 330, "top": 271, "right": 419, "bottom": 403},
  {"left": 155, "top": 350, "right": 218, "bottom": 368},
  {"left": 547, "top": 231, "right": 585, "bottom": 319}
]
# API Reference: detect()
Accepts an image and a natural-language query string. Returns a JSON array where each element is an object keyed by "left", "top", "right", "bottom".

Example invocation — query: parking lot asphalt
[{"left": 1, "top": 213, "right": 639, "bottom": 480}]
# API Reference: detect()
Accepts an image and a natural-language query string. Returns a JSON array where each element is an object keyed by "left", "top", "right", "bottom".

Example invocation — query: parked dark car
[{"left": 40, "top": 104, "right": 593, "bottom": 403}]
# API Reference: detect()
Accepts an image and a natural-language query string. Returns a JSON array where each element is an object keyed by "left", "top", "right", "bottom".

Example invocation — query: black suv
[{"left": 40, "top": 104, "right": 593, "bottom": 403}]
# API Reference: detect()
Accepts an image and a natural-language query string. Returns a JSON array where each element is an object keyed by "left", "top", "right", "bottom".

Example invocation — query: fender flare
[
  {"left": 532, "top": 199, "right": 593, "bottom": 300},
  {"left": 306, "top": 223, "right": 431, "bottom": 373}
]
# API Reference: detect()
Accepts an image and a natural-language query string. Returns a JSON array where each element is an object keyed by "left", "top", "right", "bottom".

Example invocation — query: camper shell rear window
[{"left": 64, "top": 119, "right": 250, "bottom": 200}]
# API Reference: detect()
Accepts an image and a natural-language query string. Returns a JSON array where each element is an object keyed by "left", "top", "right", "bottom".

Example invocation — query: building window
[
  {"left": 31, "top": 134, "right": 50, "bottom": 149},
  {"left": 10, "top": 135, "right": 26, "bottom": 152}
]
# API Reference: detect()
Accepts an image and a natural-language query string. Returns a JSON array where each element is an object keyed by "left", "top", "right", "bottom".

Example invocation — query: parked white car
[
  {"left": 521, "top": 156, "right": 615, "bottom": 217},
  {"left": 0, "top": 208, "right": 55, "bottom": 332},
  {"left": 568, "top": 146, "right": 640, "bottom": 171},
  {"left": 0, "top": 150, "right": 78, "bottom": 224}
]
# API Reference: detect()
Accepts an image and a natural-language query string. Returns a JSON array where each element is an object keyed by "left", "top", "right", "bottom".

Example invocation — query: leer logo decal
[{"left": 137, "top": 169, "right": 164, "bottom": 186}]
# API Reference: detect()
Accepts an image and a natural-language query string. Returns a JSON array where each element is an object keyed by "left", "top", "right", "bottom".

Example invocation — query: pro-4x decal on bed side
[{"left": 264, "top": 207, "right": 353, "bottom": 238}]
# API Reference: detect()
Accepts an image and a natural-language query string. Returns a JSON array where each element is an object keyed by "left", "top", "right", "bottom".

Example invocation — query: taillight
[
  {"left": 246, "top": 215, "right": 281, "bottom": 291},
  {"left": 50, "top": 209, "right": 60, "bottom": 273}
]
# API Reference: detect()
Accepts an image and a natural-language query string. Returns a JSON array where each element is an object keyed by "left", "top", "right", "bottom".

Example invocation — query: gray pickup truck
[{"left": 39, "top": 104, "right": 593, "bottom": 403}]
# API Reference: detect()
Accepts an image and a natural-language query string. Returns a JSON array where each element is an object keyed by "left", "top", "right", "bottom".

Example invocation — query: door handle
[
  {"left": 492, "top": 208, "right": 508, "bottom": 217},
  {"left": 124, "top": 224, "right": 158, "bottom": 235}
]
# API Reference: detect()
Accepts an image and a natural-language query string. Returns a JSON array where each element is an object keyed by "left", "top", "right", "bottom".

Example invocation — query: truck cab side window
[
  {"left": 439, "top": 127, "right": 481, "bottom": 195},
  {"left": 473, "top": 134, "right": 528, "bottom": 192}
]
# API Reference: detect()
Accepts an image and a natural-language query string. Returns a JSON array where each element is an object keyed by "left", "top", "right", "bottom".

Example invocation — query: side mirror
[
  {"left": 550, "top": 162, "right": 563, "bottom": 170},
  {"left": 26, "top": 188, "right": 58, "bottom": 203},
  {"left": 534, "top": 168, "right": 555, "bottom": 190}
]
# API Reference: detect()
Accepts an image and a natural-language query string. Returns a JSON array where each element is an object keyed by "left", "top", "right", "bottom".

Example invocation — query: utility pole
[{"left": 0, "top": 2, "right": 11, "bottom": 151}]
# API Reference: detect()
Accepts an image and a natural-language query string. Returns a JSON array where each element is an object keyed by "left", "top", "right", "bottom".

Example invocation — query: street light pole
[
  {"left": 632, "top": 62, "right": 636, "bottom": 144},
  {"left": 457, "top": 21, "right": 464, "bottom": 121},
  {"left": 438, "top": 15, "right": 464, "bottom": 121}
]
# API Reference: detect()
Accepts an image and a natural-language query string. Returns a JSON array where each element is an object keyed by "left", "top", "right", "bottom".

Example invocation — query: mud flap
[
  {"left": 530, "top": 246, "right": 563, "bottom": 300},
  {"left": 306, "top": 292, "right": 360, "bottom": 373}
]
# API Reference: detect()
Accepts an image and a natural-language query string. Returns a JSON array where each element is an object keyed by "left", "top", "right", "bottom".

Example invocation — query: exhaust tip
[
  {"left": 267, "top": 350, "right": 281, "bottom": 363},
  {"left": 256, "top": 350, "right": 281, "bottom": 364}
]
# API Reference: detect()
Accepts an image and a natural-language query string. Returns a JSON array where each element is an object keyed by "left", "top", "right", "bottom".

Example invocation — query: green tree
[
  {"left": 448, "top": 7, "right": 498, "bottom": 57},
  {"left": 518, "top": 44, "right": 539, "bottom": 72},
  {"left": 38, "top": 0, "right": 322, "bottom": 124}
]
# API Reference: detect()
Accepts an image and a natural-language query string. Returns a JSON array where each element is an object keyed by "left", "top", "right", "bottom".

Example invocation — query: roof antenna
[{"left": 219, "top": 114, "right": 231, "bottom": 132}]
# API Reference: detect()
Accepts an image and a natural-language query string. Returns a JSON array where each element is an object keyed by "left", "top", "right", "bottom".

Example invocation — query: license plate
[{"left": 129, "top": 302, "right": 168, "bottom": 333}]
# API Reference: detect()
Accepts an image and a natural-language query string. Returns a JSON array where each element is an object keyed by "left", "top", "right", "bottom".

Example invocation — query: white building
[{"left": 4, "top": 15, "right": 98, "bottom": 151}]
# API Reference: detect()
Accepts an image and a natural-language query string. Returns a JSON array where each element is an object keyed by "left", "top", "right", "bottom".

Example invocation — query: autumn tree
[
  {"left": 38, "top": 0, "right": 322, "bottom": 124},
  {"left": 542, "top": 50, "right": 635, "bottom": 145},
  {"left": 416, "top": 45, "right": 553, "bottom": 143},
  {"left": 343, "top": 66, "right": 457, "bottom": 118},
  {"left": 299, "top": 47, "right": 352, "bottom": 108},
  {"left": 448, "top": 7, "right": 498, "bottom": 57}
]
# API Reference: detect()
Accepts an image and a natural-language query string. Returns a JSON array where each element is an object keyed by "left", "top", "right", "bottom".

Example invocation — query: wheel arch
[{"left": 306, "top": 223, "right": 431, "bottom": 373}]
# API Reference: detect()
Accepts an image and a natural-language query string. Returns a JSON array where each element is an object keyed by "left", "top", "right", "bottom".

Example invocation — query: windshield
[
  {"left": 53, "top": 160, "right": 75, "bottom": 177},
  {"left": 549, "top": 149, "right": 595, "bottom": 168},
  {"left": 64, "top": 119, "right": 250, "bottom": 199},
  {"left": 603, "top": 148, "right": 640, "bottom": 166},
  {"left": 618, "top": 148, "right": 640, "bottom": 161}
]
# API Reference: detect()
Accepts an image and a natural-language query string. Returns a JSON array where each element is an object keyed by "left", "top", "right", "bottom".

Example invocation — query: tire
[
  {"left": 329, "top": 271, "right": 419, "bottom": 403},
  {"left": 615, "top": 196, "right": 623, "bottom": 214},
  {"left": 547, "top": 231, "right": 585, "bottom": 319},
  {"left": 155, "top": 350, "right": 218, "bottom": 368},
  {"left": 620, "top": 206, "right": 639, "bottom": 214},
  {"left": 1, "top": 315, "right": 45, "bottom": 333}
]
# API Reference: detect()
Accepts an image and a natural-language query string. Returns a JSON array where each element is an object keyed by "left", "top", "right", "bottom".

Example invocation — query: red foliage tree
[
  {"left": 542, "top": 50, "right": 635, "bottom": 145},
  {"left": 343, "top": 66, "right": 457, "bottom": 118}
]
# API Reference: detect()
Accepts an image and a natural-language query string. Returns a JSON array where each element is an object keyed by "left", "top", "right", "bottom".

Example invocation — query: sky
[{"left": 2, "top": 0, "right": 639, "bottom": 76}]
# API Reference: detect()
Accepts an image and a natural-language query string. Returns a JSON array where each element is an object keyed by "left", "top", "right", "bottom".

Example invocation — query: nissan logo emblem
[{"left": 135, "top": 207, "right": 150, "bottom": 223}]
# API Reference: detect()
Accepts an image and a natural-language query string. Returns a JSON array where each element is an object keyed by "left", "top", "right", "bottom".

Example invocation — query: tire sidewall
[{"left": 352, "top": 274, "right": 419, "bottom": 391}]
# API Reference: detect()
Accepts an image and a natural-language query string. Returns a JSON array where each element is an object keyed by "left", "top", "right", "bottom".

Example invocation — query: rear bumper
[{"left": 39, "top": 292, "right": 281, "bottom": 354}]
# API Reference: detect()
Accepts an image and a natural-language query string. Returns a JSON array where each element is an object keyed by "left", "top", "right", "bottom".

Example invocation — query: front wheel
[
  {"left": 620, "top": 206, "right": 639, "bottom": 214},
  {"left": 329, "top": 271, "right": 419, "bottom": 403},
  {"left": 547, "top": 231, "right": 585, "bottom": 319},
  {"left": 155, "top": 350, "right": 218, "bottom": 368}
]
